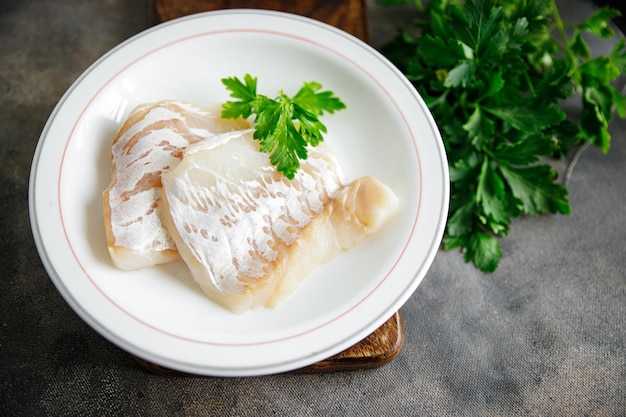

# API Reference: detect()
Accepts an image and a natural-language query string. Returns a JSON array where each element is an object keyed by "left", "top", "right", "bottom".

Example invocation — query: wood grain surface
[
  {"left": 148, "top": 0, "right": 369, "bottom": 41},
  {"left": 295, "top": 311, "right": 404, "bottom": 373}
]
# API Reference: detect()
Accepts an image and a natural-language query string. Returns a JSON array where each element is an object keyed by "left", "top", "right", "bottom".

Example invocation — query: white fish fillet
[
  {"left": 160, "top": 130, "right": 398, "bottom": 313},
  {"left": 103, "top": 100, "right": 249, "bottom": 270}
]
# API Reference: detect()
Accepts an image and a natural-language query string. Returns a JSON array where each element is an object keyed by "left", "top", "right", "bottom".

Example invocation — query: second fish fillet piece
[{"left": 160, "top": 130, "right": 398, "bottom": 312}]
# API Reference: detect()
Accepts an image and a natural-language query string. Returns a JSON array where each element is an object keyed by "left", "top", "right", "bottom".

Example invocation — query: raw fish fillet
[
  {"left": 160, "top": 129, "right": 398, "bottom": 312},
  {"left": 103, "top": 100, "right": 249, "bottom": 270}
]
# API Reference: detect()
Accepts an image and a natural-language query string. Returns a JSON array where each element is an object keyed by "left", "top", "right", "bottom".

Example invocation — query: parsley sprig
[
  {"left": 221, "top": 74, "right": 346, "bottom": 179},
  {"left": 379, "top": 0, "right": 626, "bottom": 271}
]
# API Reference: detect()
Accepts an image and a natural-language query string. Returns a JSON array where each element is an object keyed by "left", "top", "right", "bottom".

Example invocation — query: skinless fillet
[
  {"left": 103, "top": 100, "right": 250, "bottom": 270},
  {"left": 160, "top": 129, "right": 398, "bottom": 313}
]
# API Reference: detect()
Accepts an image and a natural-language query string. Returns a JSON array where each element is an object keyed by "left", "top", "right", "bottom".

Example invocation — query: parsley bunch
[
  {"left": 379, "top": 0, "right": 626, "bottom": 271},
  {"left": 221, "top": 74, "right": 346, "bottom": 179}
]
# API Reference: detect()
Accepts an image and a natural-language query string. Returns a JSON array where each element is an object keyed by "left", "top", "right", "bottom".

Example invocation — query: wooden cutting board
[
  {"left": 135, "top": 311, "right": 403, "bottom": 375},
  {"left": 148, "top": 0, "right": 369, "bottom": 41},
  {"left": 136, "top": 0, "right": 404, "bottom": 375}
]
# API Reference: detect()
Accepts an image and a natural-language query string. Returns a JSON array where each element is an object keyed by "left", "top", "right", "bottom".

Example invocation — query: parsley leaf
[
  {"left": 221, "top": 75, "right": 346, "bottom": 179},
  {"left": 379, "top": 0, "right": 625, "bottom": 271},
  {"left": 221, "top": 74, "right": 257, "bottom": 119}
]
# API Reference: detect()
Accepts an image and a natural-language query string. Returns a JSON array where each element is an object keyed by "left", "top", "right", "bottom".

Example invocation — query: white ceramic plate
[{"left": 29, "top": 10, "right": 449, "bottom": 376}]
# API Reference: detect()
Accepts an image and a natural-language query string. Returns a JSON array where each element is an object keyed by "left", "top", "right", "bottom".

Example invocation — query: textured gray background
[{"left": 1, "top": 0, "right": 625, "bottom": 415}]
